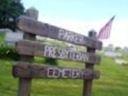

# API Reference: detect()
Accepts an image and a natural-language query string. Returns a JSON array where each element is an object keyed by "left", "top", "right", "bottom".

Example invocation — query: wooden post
[
  {"left": 17, "top": 8, "right": 38, "bottom": 96},
  {"left": 83, "top": 30, "right": 97, "bottom": 96}
]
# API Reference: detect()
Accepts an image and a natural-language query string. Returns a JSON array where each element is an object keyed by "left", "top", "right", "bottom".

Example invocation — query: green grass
[
  {"left": 1, "top": 31, "right": 128, "bottom": 96},
  {"left": 0, "top": 56, "right": 128, "bottom": 96},
  {"left": 0, "top": 32, "right": 5, "bottom": 42}
]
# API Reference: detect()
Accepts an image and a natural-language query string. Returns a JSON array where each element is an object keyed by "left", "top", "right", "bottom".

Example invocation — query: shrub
[
  {"left": 44, "top": 57, "right": 58, "bottom": 66},
  {"left": 0, "top": 42, "right": 20, "bottom": 60}
]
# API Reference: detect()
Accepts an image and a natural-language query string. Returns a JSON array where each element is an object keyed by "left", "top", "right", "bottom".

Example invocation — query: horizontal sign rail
[
  {"left": 13, "top": 62, "right": 100, "bottom": 79},
  {"left": 16, "top": 40, "right": 101, "bottom": 64},
  {"left": 17, "top": 16, "right": 102, "bottom": 50}
]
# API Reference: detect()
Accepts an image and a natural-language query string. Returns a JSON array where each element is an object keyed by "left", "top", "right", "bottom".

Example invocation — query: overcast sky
[{"left": 22, "top": 0, "right": 128, "bottom": 48}]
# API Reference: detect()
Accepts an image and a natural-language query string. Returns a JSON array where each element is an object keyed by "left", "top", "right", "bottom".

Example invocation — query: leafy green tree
[{"left": 0, "top": 0, "right": 24, "bottom": 30}]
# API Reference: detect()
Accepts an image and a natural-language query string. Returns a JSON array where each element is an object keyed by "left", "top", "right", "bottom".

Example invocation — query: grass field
[
  {"left": 1, "top": 33, "right": 128, "bottom": 96},
  {"left": 0, "top": 56, "right": 128, "bottom": 96},
  {"left": 0, "top": 32, "right": 5, "bottom": 42}
]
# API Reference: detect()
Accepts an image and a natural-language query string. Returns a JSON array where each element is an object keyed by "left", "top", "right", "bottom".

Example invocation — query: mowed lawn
[{"left": 0, "top": 56, "right": 128, "bottom": 96}]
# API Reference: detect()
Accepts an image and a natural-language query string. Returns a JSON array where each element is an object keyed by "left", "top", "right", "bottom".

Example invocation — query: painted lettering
[
  {"left": 46, "top": 67, "right": 89, "bottom": 79},
  {"left": 44, "top": 46, "right": 56, "bottom": 58},
  {"left": 58, "top": 29, "right": 84, "bottom": 44}
]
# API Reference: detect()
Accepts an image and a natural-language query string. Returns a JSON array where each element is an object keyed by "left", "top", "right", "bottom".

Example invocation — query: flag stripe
[{"left": 97, "top": 16, "right": 115, "bottom": 39}]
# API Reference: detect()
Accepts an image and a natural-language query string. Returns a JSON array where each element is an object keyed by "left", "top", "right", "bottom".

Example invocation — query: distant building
[
  {"left": 0, "top": 29, "right": 8, "bottom": 33},
  {"left": 5, "top": 30, "right": 23, "bottom": 46},
  {"left": 104, "top": 50, "right": 122, "bottom": 58},
  {"left": 123, "top": 47, "right": 128, "bottom": 53}
]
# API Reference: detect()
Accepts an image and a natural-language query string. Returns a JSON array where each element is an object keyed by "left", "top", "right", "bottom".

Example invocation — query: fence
[{"left": 12, "top": 8, "right": 102, "bottom": 96}]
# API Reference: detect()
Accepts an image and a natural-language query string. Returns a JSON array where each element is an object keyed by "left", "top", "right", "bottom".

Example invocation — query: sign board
[
  {"left": 12, "top": 11, "right": 102, "bottom": 96},
  {"left": 13, "top": 62, "right": 100, "bottom": 79},
  {"left": 17, "top": 16, "right": 102, "bottom": 50},
  {"left": 16, "top": 40, "right": 100, "bottom": 64}
]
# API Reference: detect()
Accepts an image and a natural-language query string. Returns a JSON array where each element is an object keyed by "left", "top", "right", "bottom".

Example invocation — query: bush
[
  {"left": 0, "top": 43, "right": 20, "bottom": 60},
  {"left": 44, "top": 57, "right": 58, "bottom": 66}
]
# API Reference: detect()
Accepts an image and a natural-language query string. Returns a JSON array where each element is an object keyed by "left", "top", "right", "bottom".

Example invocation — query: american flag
[{"left": 97, "top": 16, "right": 115, "bottom": 40}]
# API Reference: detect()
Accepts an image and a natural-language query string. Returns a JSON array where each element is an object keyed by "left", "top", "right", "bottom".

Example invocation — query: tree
[
  {"left": 0, "top": 0, "right": 24, "bottom": 30},
  {"left": 115, "top": 46, "right": 122, "bottom": 52}
]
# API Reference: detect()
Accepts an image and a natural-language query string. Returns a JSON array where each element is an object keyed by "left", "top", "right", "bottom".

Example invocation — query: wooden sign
[
  {"left": 16, "top": 40, "right": 101, "bottom": 64},
  {"left": 17, "top": 16, "right": 102, "bottom": 50},
  {"left": 13, "top": 62, "right": 100, "bottom": 79}
]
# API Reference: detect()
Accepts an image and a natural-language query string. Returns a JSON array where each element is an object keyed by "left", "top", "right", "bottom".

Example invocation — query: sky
[{"left": 22, "top": 0, "right": 128, "bottom": 48}]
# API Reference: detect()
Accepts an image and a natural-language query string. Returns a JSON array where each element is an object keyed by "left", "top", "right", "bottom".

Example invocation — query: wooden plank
[
  {"left": 83, "top": 31, "right": 97, "bottom": 96},
  {"left": 16, "top": 40, "right": 101, "bottom": 64},
  {"left": 17, "top": 16, "right": 102, "bottom": 50},
  {"left": 13, "top": 62, "right": 100, "bottom": 79},
  {"left": 17, "top": 9, "right": 39, "bottom": 96}
]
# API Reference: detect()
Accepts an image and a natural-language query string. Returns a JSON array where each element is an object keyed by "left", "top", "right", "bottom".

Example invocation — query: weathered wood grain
[
  {"left": 13, "top": 62, "right": 100, "bottom": 79},
  {"left": 16, "top": 9, "right": 39, "bottom": 96},
  {"left": 16, "top": 40, "right": 101, "bottom": 64},
  {"left": 17, "top": 16, "right": 102, "bottom": 50},
  {"left": 83, "top": 31, "right": 97, "bottom": 96}
]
